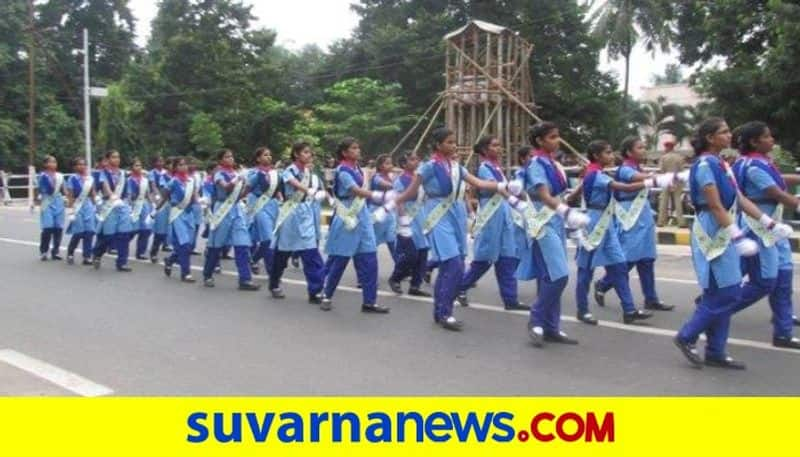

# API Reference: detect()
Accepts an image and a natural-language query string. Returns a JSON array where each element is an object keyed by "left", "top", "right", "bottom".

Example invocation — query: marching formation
[{"left": 31, "top": 119, "right": 800, "bottom": 370}]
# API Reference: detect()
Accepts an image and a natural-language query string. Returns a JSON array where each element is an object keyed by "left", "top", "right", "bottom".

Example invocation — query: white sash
[
  {"left": 40, "top": 173, "right": 64, "bottom": 211},
  {"left": 334, "top": 170, "right": 369, "bottom": 231},
  {"left": 744, "top": 204, "right": 783, "bottom": 248},
  {"left": 614, "top": 189, "right": 649, "bottom": 231},
  {"left": 130, "top": 177, "right": 149, "bottom": 222},
  {"left": 208, "top": 176, "right": 243, "bottom": 230},
  {"left": 422, "top": 161, "right": 462, "bottom": 235},
  {"left": 273, "top": 170, "right": 311, "bottom": 235},
  {"left": 169, "top": 179, "right": 195, "bottom": 223},
  {"left": 579, "top": 201, "right": 616, "bottom": 252},
  {"left": 248, "top": 169, "right": 279, "bottom": 217},
  {"left": 97, "top": 170, "right": 125, "bottom": 222},
  {"left": 72, "top": 175, "right": 93, "bottom": 215}
]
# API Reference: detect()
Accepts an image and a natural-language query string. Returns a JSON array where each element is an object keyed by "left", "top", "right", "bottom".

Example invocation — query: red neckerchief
[
  {"left": 584, "top": 161, "right": 604, "bottom": 177},
  {"left": 745, "top": 151, "right": 778, "bottom": 171},
  {"left": 257, "top": 165, "right": 272, "bottom": 173},
  {"left": 483, "top": 157, "right": 501, "bottom": 169},
  {"left": 173, "top": 171, "right": 189, "bottom": 183},
  {"left": 131, "top": 171, "right": 143, "bottom": 181},
  {"left": 533, "top": 149, "right": 566, "bottom": 187},
  {"left": 293, "top": 161, "right": 306, "bottom": 172},
  {"left": 378, "top": 171, "right": 392, "bottom": 181},
  {"left": 219, "top": 165, "right": 234, "bottom": 172},
  {"left": 402, "top": 171, "right": 414, "bottom": 179},
  {"left": 623, "top": 159, "right": 641, "bottom": 171},
  {"left": 432, "top": 151, "right": 451, "bottom": 173},
  {"left": 533, "top": 149, "right": 553, "bottom": 159},
  {"left": 339, "top": 159, "right": 357, "bottom": 169}
]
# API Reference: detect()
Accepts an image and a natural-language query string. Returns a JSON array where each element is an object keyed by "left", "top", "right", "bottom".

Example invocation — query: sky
[{"left": 127, "top": 0, "right": 676, "bottom": 99}]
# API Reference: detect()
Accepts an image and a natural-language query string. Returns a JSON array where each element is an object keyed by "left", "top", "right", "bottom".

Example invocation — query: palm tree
[
  {"left": 631, "top": 96, "right": 693, "bottom": 151},
  {"left": 590, "top": 0, "right": 673, "bottom": 107}
]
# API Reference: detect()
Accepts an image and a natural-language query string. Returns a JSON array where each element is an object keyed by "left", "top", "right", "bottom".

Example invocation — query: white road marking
[
  {"left": 0, "top": 349, "right": 113, "bottom": 397},
  {"left": 0, "top": 236, "right": 798, "bottom": 355}
]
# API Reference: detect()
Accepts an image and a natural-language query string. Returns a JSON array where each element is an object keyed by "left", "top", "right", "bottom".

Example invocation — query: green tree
[
  {"left": 651, "top": 63, "right": 684, "bottom": 85},
  {"left": 189, "top": 112, "right": 223, "bottom": 156},
  {"left": 630, "top": 96, "right": 693, "bottom": 150},
  {"left": 97, "top": 83, "right": 142, "bottom": 156}
]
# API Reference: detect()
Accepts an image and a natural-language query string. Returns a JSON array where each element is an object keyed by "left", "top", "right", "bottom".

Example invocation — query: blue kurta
[
  {"left": 38, "top": 172, "right": 65, "bottom": 229},
  {"left": 575, "top": 170, "right": 626, "bottom": 269},
  {"left": 689, "top": 155, "right": 741, "bottom": 289},
  {"left": 325, "top": 164, "right": 377, "bottom": 257},
  {"left": 472, "top": 161, "right": 517, "bottom": 262},
  {"left": 98, "top": 169, "right": 133, "bottom": 235},
  {"left": 511, "top": 167, "right": 532, "bottom": 262},
  {"left": 65, "top": 174, "right": 95, "bottom": 235},
  {"left": 166, "top": 177, "right": 197, "bottom": 246},
  {"left": 273, "top": 164, "right": 317, "bottom": 252},
  {"left": 126, "top": 176, "right": 153, "bottom": 232},
  {"left": 393, "top": 172, "right": 428, "bottom": 250},
  {"left": 370, "top": 174, "right": 396, "bottom": 246},
  {"left": 246, "top": 167, "right": 280, "bottom": 244},
  {"left": 148, "top": 169, "right": 170, "bottom": 236},
  {"left": 614, "top": 162, "right": 657, "bottom": 262},
  {"left": 417, "top": 159, "right": 468, "bottom": 262},
  {"left": 207, "top": 169, "right": 251, "bottom": 248},
  {"left": 516, "top": 156, "right": 569, "bottom": 281}
]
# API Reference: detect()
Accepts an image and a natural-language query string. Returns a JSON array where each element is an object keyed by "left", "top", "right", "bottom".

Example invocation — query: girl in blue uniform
[
  {"left": 126, "top": 158, "right": 153, "bottom": 261},
  {"left": 729, "top": 122, "right": 800, "bottom": 349},
  {"left": 268, "top": 142, "right": 327, "bottom": 302},
  {"left": 37, "top": 155, "right": 65, "bottom": 261},
  {"left": 574, "top": 140, "right": 660, "bottom": 325},
  {"left": 92, "top": 149, "right": 133, "bottom": 272},
  {"left": 65, "top": 157, "right": 96, "bottom": 265},
  {"left": 516, "top": 122, "right": 589, "bottom": 347},
  {"left": 594, "top": 137, "right": 673, "bottom": 312},
  {"left": 396, "top": 127, "right": 521, "bottom": 331},
  {"left": 201, "top": 149, "right": 260, "bottom": 290},
  {"left": 322, "top": 138, "right": 393, "bottom": 313},
  {"left": 247, "top": 147, "right": 281, "bottom": 277},
  {"left": 388, "top": 152, "right": 431, "bottom": 297},
  {"left": 189, "top": 158, "right": 203, "bottom": 255},
  {"left": 160, "top": 157, "right": 198, "bottom": 283},
  {"left": 455, "top": 136, "right": 528, "bottom": 311},
  {"left": 370, "top": 154, "right": 397, "bottom": 262},
  {"left": 148, "top": 156, "right": 170, "bottom": 263},
  {"left": 673, "top": 117, "right": 779, "bottom": 369}
]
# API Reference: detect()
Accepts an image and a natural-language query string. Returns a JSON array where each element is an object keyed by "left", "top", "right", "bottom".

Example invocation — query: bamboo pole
[
  {"left": 411, "top": 99, "right": 446, "bottom": 156},
  {"left": 389, "top": 93, "right": 444, "bottom": 157}
]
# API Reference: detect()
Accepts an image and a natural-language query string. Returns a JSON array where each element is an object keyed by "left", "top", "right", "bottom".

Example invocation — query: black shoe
[
  {"left": 181, "top": 275, "right": 196, "bottom": 283},
  {"left": 704, "top": 356, "right": 746, "bottom": 370},
  {"left": 320, "top": 297, "right": 332, "bottom": 311},
  {"left": 92, "top": 256, "right": 101, "bottom": 269},
  {"left": 164, "top": 262, "right": 172, "bottom": 277},
  {"left": 135, "top": 255, "right": 147, "bottom": 261},
  {"left": 214, "top": 265, "right": 222, "bottom": 274},
  {"left": 116, "top": 265, "right": 133, "bottom": 272},
  {"left": 694, "top": 295, "right": 702, "bottom": 306},
  {"left": 66, "top": 255, "right": 75, "bottom": 265},
  {"left": 308, "top": 294, "right": 323, "bottom": 305},
  {"left": 250, "top": 263, "right": 260, "bottom": 275},
  {"left": 408, "top": 287, "right": 431, "bottom": 297},
  {"left": 81, "top": 258, "right": 92, "bottom": 266},
  {"left": 773, "top": 336, "right": 800, "bottom": 349},
  {"left": 623, "top": 309, "right": 653, "bottom": 324},
  {"left": 577, "top": 312, "right": 598, "bottom": 325},
  {"left": 238, "top": 281, "right": 261, "bottom": 291},
  {"left": 673, "top": 336, "right": 703, "bottom": 368},
  {"left": 271, "top": 288, "right": 286, "bottom": 299},
  {"left": 150, "top": 255, "right": 158, "bottom": 264},
  {"left": 204, "top": 278, "right": 215, "bottom": 288},
  {"left": 388, "top": 279, "right": 403, "bottom": 294},
  {"left": 544, "top": 331, "right": 579, "bottom": 345},
  {"left": 645, "top": 300, "right": 675, "bottom": 311},
  {"left": 456, "top": 292, "right": 469, "bottom": 307},
  {"left": 40, "top": 253, "right": 48, "bottom": 261},
  {"left": 362, "top": 303, "right": 390, "bottom": 314},
  {"left": 593, "top": 280, "right": 606, "bottom": 307},
  {"left": 162, "top": 246, "right": 173, "bottom": 252},
  {"left": 191, "top": 250, "right": 201, "bottom": 256},
  {"left": 437, "top": 316, "right": 463, "bottom": 331},
  {"left": 290, "top": 257, "right": 300, "bottom": 268},
  {"left": 424, "top": 271, "right": 432, "bottom": 284},
  {"left": 528, "top": 324, "right": 544, "bottom": 347},
  {"left": 504, "top": 302, "right": 530, "bottom": 311},
  {"left": 793, "top": 315, "right": 800, "bottom": 326},
  {"left": 51, "top": 254, "right": 63, "bottom": 261}
]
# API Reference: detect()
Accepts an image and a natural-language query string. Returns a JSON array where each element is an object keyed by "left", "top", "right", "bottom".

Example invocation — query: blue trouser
[
  {"left": 251, "top": 241, "right": 274, "bottom": 275},
  {"left": 459, "top": 257, "right": 520, "bottom": 306},
  {"left": 731, "top": 251, "right": 777, "bottom": 314},
  {"left": 598, "top": 258, "right": 660, "bottom": 303},
  {"left": 529, "top": 277, "right": 568, "bottom": 335},
  {"left": 769, "top": 269, "right": 795, "bottom": 339},
  {"left": 677, "top": 274, "right": 738, "bottom": 359},
  {"left": 269, "top": 249, "right": 324, "bottom": 296},
  {"left": 577, "top": 262, "right": 636, "bottom": 315},
  {"left": 67, "top": 232, "right": 93, "bottom": 259},
  {"left": 93, "top": 232, "right": 131, "bottom": 268},
  {"left": 134, "top": 229, "right": 151, "bottom": 258},
  {"left": 389, "top": 236, "right": 428, "bottom": 288},
  {"left": 166, "top": 242, "right": 192, "bottom": 278},
  {"left": 203, "top": 246, "right": 251, "bottom": 284},
  {"left": 433, "top": 256, "right": 464, "bottom": 322},
  {"left": 39, "top": 228, "right": 63, "bottom": 256},
  {"left": 150, "top": 233, "right": 166, "bottom": 257},
  {"left": 384, "top": 241, "right": 397, "bottom": 263},
  {"left": 324, "top": 253, "right": 378, "bottom": 304}
]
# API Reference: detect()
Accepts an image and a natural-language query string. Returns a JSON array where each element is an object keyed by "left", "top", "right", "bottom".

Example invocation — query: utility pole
[
  {"left": 83, "top": 28, "right": 91, "bottom": 167},
  {"left": 27, "top": 0, "right": 36, "bottom": 208}
]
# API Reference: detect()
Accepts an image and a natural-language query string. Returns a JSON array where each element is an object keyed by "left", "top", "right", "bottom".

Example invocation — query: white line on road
[
  {"left": 0, "top": 236, "right": 798, "bottom": 355},
  {"left": 0, "top": 349, "right": 113, "bottom": 397}
]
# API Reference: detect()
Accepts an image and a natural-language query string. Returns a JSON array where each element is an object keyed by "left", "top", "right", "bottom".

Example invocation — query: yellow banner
[{"left": 0, "top": 397, "right": 795, "bottom": 457}]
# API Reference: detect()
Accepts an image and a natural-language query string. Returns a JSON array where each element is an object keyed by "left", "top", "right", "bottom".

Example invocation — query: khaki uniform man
[{"left": 657, "top": 140, "right": 687, "bottom": 227}]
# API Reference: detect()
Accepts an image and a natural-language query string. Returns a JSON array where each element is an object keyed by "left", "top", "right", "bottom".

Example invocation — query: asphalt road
[{"left": 1, "top": 206, "right": 799, "bottom": 396}]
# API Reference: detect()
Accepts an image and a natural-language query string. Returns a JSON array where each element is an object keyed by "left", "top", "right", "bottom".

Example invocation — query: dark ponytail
[
  {"left": 619, "top": 136, "right": 641, "bottom": 158},
  {"left": 516, "top": 145, "right": 533, "bottom": 166},
  {"left": 527, "top": 122, "right": 558, "bottom": 149},
  {"left": 431, "top": 127, "right": 454, "bottom": 151},
  {"left": 473, "top": 136, "right": 495, "bottom": 157},
  {"left": 335, "top": 137, "right": 358, "bottom": 161},
  {"left": 291, "top": 142, "right": 310, "bottom": 161},
  {"left": 691, "top": 117, "right": 726, "bottom": 155},
  {"left": 586, "top": 140, "right": 610, "bottom": 163},
  {"left": 732, "top": 121, "right": 768, "bottom": 154}
]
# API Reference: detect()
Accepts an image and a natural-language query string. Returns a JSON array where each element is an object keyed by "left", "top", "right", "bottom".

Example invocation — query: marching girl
[
  {"left": 148, "top": 156, "right": 170, "bottom": 263},
  {"left": 511, "top": 146, "right": 535, "bottom": 271},
  {"left": 516, "top": 122, "right": 589, "bottom": 347},
  {"left": 160, "top": 156, "right": 198, "bottom": 283},
  {"left": 673, "top": 117, "right": 785, "bottom": 369},
  {"left": 246, "top": 147, "right": 281, "bottom": 277},
  {"left": 37, "top": 155, "right": 66, "bottom": 261},
  {"left": 126, "top": 158, "right": 153, "bottom": 261},
  {"left": 729, "top": 121, "right": 800, "bottom": 349},
  {"left": 91, "top": 150, "right": 134, "bottom": 272},
  {"left": 65, "top": 157, "right": 96, "bottom": 265},
  {"left": 189, "top": 158, "right": 203, "bottom": 255},
  {"left": 322, "top": 137, "right": 393, "bottom": 313},
  {"left": 594, "top": 137, "right": 673, "bottom": 312},
  {"left": 455, "top": 136, "right": 528, "bottom": 311},
  {"left": 268, "top": 142, "right": 327, "bottom": 302},
  {"left": 395, "top": 127, "right": 522, "bottom": 331},
  {"left": 370, "top": 154, "right": 398, "bottom": 261},
  {"left": 573, "top": 140, "right": 665, "bottom": 325},
  {"left": 388, "top": 151, "right": 431, "bottom": 297},
  {"left": 200, "top": 149, "right": 260, "bottom": 290}
]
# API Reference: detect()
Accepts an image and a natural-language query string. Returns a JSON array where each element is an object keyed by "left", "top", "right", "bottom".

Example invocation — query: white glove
[
  {"left": 676, "top": 170, "right": 690, "bottom": 184},
  {"left": 557, "top": 204, "right": 589, "bottom": 229},
  {"left": 67, "top": 211, "right": 76, "bottom": 223},
  {"left": 507, "top": 179, "right": 524, "bottom": 196},
  {"left": 370, "top": 191, "right": 385, "bottom": 204},
  {"left": 382, "top": 190, "right": 397, "bottom": 203},
  {"left": 398, "top": 215, "right": 412, "bottom": 226},
  {"left": 397, "top": 225, "right": 412, "bottom": 237},
  {"left": 653, "top": 172, "right": 676, "bottom": 189},
  {"left": 313, "top": 190, "right": 327, "bottom": 202},
  {"left": 94, "top": 195, "right": 103, "bottom": 206},
  {"left": 726, "top": 224, "right": 759, "bottom": 257},
  {"left": 153, "top": 193, "right": 162, "bottom": 203},
  {"left": 373, "top": 207, "right": 388, "bottom": 223},
  {"left": 760, "top": 213, "right": 794, "bottom": 239},
  {"left": 382, "top": 199, "right": 397, "bottom": 212},
  {"left": 110, "top": 196, "right": 123, "bottom": 208},
  {"left": 507, "top": 195, "right": 528, "bottom": 213}
]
